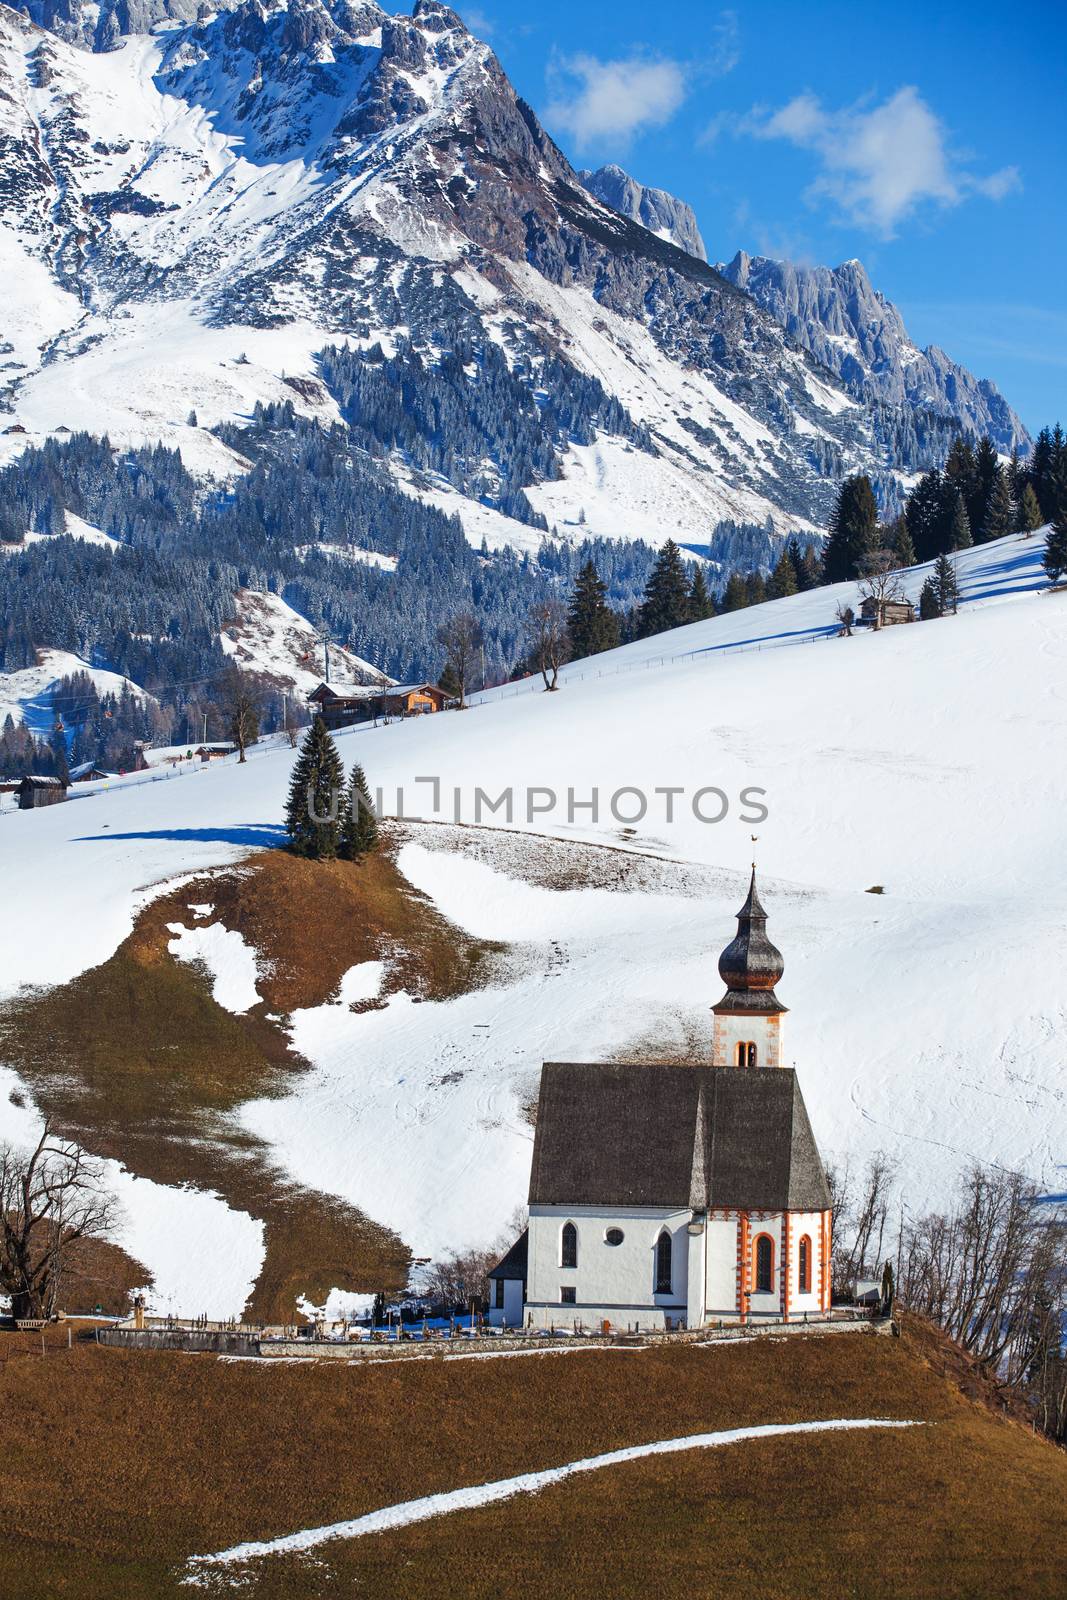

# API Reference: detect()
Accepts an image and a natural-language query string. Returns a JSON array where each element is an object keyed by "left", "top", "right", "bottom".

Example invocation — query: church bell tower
[{"left": 712, "top": 868, "right": 787, "bottom": 1069}]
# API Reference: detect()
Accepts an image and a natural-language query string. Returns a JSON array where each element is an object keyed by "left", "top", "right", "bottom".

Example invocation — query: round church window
[{"left": 605, "top": 1228, "right": 624, "bottom": 1246}]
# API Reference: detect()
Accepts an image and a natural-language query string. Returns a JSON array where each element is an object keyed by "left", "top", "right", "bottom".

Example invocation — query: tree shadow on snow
[{"left": 74, "top": 825, "right": 286, "bottom": 848}]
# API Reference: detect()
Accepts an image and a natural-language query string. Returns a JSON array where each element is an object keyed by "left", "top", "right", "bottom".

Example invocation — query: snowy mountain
[
  {"left": 579, "top": 163, "right": 708, "bottom": 261},
  {"left": 0, "top": 0, "right": 1005, "bottom": 560},
  {"left": 0, "top": 527, "right": 1060, "bottom": 1317},
  {"left": 718, "top": 252, "right": 1030, "bottom": 456}
]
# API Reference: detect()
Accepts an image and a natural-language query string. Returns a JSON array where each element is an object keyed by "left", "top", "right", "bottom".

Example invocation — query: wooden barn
[
  {"left": 17, "top": 775, "right": 68, "bottom": 809},
  {"left": 309, "top": 682, "right": 448, "bottom": 730},
  {"left": 859, "top": 596, "right": 915, "bottom": 628}
]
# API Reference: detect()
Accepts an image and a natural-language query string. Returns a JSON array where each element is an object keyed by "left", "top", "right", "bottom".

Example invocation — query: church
[{"left": 488, "top": 870, "right": 832, "bottom": 1331}]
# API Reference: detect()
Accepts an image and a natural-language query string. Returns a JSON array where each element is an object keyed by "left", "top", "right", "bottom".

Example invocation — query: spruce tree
[
  {"left": 637, "top": 539, "right": 691, "bottom": 637},
  {"left": 768, "top": 546, "right": 799, "bottom": 599},
  {"left": 980, "top": 468, "right": 1015, "bottom": 543},
  {"left": 918, "top": 576, "right": 940, "bottom": 621},
  {"left": 1019, "top": 483, "right": 1043, "bottom": 533},
  {"left": 945, "top": 437, "right": 981, "bottom": 532},
  {"left": 933, "top": 554, "right": 960, "bottom": 616},
  {"left": 785, "top": 536, "right": 818, "bottom": 590},
  {"left": 687, "top": 566, "right": 715, "bottom": 621},
  {"left": 888, "top": 515, "right": 916, "bottom": 568},
  {"left": 722, "top": 572, "right": 748, "bottom": 611},
  {"left": 974, "top": 436, "right": 1000, "bottom": 530},
  {"left": 285, "top": 717, "right": 345, "bottom": 859},
  {"left": 948, "top": 492, "right": 972, "bottom": 552},
  {"left": 568, "top": 559, "right": 621, "bottom": 658},
  {"left": 340, "top": 763, "right": 379, "bottom": 860},
  {"left": 437, "top": 662, "right": 461, "bottom": 699},
  {"left": 823, "top": 476, "right": 878, "bottom": 582},
  {"left": 745, "top": 571, "right": 767, "bottom": 607},
  {"left": 1045, "top": 515, "right": 1067, "bottom": 583}
]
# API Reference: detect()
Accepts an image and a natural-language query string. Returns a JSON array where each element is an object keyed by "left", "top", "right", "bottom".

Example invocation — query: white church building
[{"left": 489, "top": 870, "right": 832, "bottom": 1331}]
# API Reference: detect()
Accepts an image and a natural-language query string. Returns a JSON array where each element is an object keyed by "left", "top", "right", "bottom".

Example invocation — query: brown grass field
[
  {"left": 0, "top": 1318, "right": 1061, "bottom": 1599},
  {"left": 0, "top": 842, "right": 504, "bottom": 1321}
]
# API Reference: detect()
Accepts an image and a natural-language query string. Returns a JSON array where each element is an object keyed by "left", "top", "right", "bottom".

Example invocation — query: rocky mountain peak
[
  {"left": 580, "top": 163, "right": 708, "bottom": 262},
  {"left": 718, "top": 249, "right": 1029, "bottom": 453}
]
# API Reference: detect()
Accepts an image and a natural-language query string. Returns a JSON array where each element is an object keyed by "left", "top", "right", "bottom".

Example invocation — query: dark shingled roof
[
  {"left": 528, "top": 1064, "right": 829, "bottom": 1213},
  {"left": 488, "top": 1229, "right": 528, "bottom": 1281},
  {"left": 715, "top": 868, "right": 787, "bottom": 1016}
]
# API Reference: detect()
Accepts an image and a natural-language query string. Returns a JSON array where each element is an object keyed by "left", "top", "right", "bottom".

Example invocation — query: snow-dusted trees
[
  {"left": 339, "top": 764, "right": 379, "bottom": 861},
  {"left": 567, "top": 559, "right": 621, "bottom": 660},
  {"left": 637, "top": 539, "right": 691, "bottom": 637},
  {"left": 0, "top": 1122, "right": 120, "bottom": 1321}
]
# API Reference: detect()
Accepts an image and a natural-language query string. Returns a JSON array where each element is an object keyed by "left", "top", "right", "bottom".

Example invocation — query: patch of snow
[
  {"left": 167, "top": 921, "right": 262, "bottom": 1013},
  {"left": 187, "top": 1418, "right": 921, "bottom": 1568}
]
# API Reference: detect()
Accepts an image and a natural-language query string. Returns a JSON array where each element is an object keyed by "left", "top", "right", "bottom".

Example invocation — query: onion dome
[{"left": 714, "top": 868, "right": 787, "bottom": 1015}]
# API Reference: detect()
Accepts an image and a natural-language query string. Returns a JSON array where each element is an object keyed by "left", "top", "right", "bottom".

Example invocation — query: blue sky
[{"left": 451, "top": 0, "right": 1065, "bottom": 435}]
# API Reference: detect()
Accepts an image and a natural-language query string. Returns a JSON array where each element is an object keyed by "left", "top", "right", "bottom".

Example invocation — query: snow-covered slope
[
  {"left": 220, "top": 589, "right": 392, "bottom": 695},
  {"left": 0, "top": 529, "right": 1060, "bottom": 1312},
  {"left": 0, "top": 647, "right": 149, "bottom": 736},
  {"left": 0, "top": 0, "right": 1003, "bottom": 553}
]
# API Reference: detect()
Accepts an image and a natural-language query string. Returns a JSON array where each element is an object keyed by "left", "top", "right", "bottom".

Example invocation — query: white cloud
[
  {"left": 733, "top": 86, "right": 1020, "bottom": 236},
  {"left": 546, "top": 54, "right": 688, "bottom": 150}
]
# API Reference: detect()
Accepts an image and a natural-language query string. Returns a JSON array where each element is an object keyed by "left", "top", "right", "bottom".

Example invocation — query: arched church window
[
  {"left": 754, "top": 1234, "right": 774, "bottom": 1294},
  {"left": 798, "top": 1235, "right": 812, "bottom": 1295},
  {"left": 735, "top": 1041, "right": 757, "bottom": 1067},
  {"left": 560, "top": 1222, "right": 578, "bottom": 1269},
  {"left": 655, "top": 1230, "right": 673, "bottom": 1295}
]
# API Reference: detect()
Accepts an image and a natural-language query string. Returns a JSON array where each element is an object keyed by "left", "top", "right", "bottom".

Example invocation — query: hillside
[
  {"left": 0, "top": 1318, "right": 1063, "bottom": 1598},
  {"left": 0, "top": 528, "right": 1061, "bottom": 1320}
]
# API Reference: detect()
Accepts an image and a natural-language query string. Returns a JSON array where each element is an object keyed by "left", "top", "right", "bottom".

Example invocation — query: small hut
[{"left": 17, "top": 775, "right": 68, "bottom": 809}]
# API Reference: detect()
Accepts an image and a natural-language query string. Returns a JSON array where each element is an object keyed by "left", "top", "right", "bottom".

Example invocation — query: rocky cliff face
[
  {"left": 579, "top": 163, "right": 707, "bottom": 261},
  {"left": 718, "top": 251, "right": 1029, "bottom": 455}
]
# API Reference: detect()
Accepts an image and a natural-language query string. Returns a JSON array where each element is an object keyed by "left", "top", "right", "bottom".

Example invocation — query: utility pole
[
  {"left": 282, "top": 691, "right": 287, "bottom": 740},
  {"left": 323, "top": 627, "right": 331, "bottom": 685}
]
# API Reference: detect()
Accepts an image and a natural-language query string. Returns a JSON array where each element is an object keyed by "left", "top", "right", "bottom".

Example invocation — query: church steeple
[{"left": 712, "top": 868, "right": 788, "bottom": 1069}]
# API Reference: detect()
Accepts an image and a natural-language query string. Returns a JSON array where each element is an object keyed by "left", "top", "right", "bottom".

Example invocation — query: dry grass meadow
[
  {"left": 0, "top": 840, "right": 504, "bottom": 1321},
  {"left": 0, "top": 1318, "right": 1061, "bottom": 1599}
]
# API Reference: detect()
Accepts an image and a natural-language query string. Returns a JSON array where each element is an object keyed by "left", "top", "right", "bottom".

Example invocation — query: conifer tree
[
  {"left": 980, "top": 468, "right": 1015, "bottom": 543},
  {"left": 745, "top": 571, "right": 767, "bottom": 607},
  {"left": 823, "top": 476, "right": 878, "bottom": 582},
  {"left": 567, "top": 559, "right": 621, "bottom": 658},
  {"left": 1018, "top": 483, "right": 1043, "bottom": 533},
  {"left": 687, "top": 566, "right": 715, "bottom": 621},
  {"left": 945, "top": 437, "right": 981, "bottom": 532},
  {"left": 948, "top": 492, "right": 972, "bottom": 551},
  {"left": 974, "top": 436, "right": 1000, "bottom": 530},
  {"left": 1045, "top": 515, "right": 1067, "bottom": 583},
  {"left": 768, "top": 546, "right": 799, "bottom": 599},
  {"left": 437, "top": 662, "right": 461, "bottom": 699},
  {"left": 933, "top": 554, "right": 960, "bottom": 616},
  {"left": 785, "top": 536, "right": 818, "bottom": 591},
  {"left": 888, "top": 515, "right": 916, "bottom": 568},
  {"left": 637, "top": 539, "right": 691, "bottom": 637},
  {"left": 285, "top": 717, "right": 345, "bottom": 859},
  {"left": 721, "top": 572, "right": 748, "bottom": 612},
  {"left": 340, "top": 763, "right": 379, "bottom": 860},
  {"left": 918, "top": 576, "right": 940, "bottom": 621}
]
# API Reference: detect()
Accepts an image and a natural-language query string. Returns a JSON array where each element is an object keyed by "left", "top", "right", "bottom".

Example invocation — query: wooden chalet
[
  {"left": 858, "top": 596, "right": 915, "bottom": 628},
  {"left": 195, "top": 744, "right": 235, "bottom": 763},
  {"left": 17, "top": 775, "right": 68, "bottom": 809},
  {"left": 309, "top": 682, "right": 448, "bottom": 730}
]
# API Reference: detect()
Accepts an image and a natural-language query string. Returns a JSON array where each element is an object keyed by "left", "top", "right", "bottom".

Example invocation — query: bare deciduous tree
[
  {"left": 835, "top": 602, "right": 855, "bottom": 637},
  {"left": 424, "top": 1208, "right": 528, "bottom": 1313},
  {"left": 436, "top": 611, "right": 483, "bottom": 710},
  {"left": 858, "top": 549, "right": 907, "bottom": 629},
  {"left": 0, "top": 1122, "right": 119, "bottom": 1320},
  {"left": 221, "top": 667, "right": 261, "bottom": 763},
  {"left": 525, "top": 598, "right": 570, "bottom": 691}
]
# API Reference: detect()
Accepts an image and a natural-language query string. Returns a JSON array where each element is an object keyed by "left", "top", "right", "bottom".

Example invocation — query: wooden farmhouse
[
  {"left": 859, "top": 596, "right": 915, "bottom": 627},
  {"left": 309, "top": 681, "right": 448, "bottom": 730},
  {"left": 17, "top": 775, "right": 68, "bottom": 809}
]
